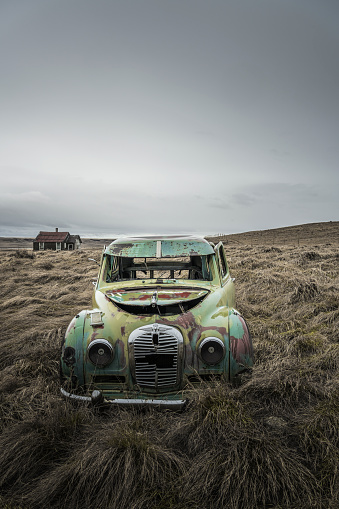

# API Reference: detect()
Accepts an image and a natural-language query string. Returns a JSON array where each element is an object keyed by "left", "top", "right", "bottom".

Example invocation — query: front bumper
[{"left": 60, "top": 387, "right": 187, "bottom": 410}]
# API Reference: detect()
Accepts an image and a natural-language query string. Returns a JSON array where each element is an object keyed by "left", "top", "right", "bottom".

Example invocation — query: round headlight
[
  {"left": 88, "top": 339, "right": 114, "bottom": 367},
  {"left": 198, "top": 337, "right": 225, "bottom": 365}
]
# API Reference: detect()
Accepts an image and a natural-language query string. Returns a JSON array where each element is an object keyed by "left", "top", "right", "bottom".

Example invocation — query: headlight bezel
[
  {"left": 88, "top": 339, "right": 114, "bottom": 367},
  {"left": 198, "top": 337, "right": 226, "bottom": 366}
]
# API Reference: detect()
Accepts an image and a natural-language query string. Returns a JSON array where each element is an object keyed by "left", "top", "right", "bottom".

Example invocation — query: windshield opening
[{"left": 105, "top": 255, "right": 213, "bottom": 282}]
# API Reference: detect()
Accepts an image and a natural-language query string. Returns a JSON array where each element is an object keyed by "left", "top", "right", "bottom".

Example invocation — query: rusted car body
[{"left": 60, "top": 236, "right": 253, "bottom": 409}]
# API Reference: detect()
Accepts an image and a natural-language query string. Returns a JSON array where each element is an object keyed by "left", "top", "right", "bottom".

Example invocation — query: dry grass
[
  {"left": 0, "top": 224, "right": 338, "bottom": 508},
  {"left": 24, "top": 413, "right": 183, "bottom": 509}
]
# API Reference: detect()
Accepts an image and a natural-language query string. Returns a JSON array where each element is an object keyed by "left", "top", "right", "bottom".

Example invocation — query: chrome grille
[{"left": 129, "top": 324, "right": 182, "bottom": 389}]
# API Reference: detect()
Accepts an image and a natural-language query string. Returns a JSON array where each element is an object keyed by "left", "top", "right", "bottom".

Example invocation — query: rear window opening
[{"left": 105, "top": 255, "right": 212, "bottom": 282}]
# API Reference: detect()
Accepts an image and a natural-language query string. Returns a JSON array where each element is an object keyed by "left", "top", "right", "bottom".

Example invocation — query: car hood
[{"left": 105, "top": 287, "right": 209, "bottom": 307}]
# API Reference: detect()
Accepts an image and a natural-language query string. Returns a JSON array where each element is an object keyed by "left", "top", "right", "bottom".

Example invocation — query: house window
[
  {"left": 39, "top": 242, "right": 44, "bottom": 250},
  {"left": 56, "top": 242, "right": 61, "bottom": 251}
]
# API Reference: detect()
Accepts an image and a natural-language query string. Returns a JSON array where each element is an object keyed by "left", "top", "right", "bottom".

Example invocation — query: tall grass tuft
[
  {"left": 180, "top": 428, "right": 317, "bottom": 509},
  {"left": 24, "top": 416, "right": 184, "bottom": 509},
  {"left": 296, "top": 395, "right": 339, "bottom": 505},
  {"left": 166, "top": 382, "right": 253, "bottom": 455},
  {"left": 0, "top": 403, "right": 92, "bottom": 498},
  {"left": 11, "top": 250, "right": 35, "bottom": 259}
]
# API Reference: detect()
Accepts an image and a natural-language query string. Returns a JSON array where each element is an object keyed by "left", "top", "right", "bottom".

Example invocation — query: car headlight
[
  {"left": 198, "top": 337, "right": 225, "bottom": 365},
  {"left": 88, "top": 339, "right": 114, "bottom": 367}
]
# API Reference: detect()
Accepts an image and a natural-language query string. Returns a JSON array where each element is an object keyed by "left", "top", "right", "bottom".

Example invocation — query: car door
[
  {"left": 215, "top": 242, "right": 230, "bottom": 284},
  {"left": 215, "top": 241, "right": 235, "bottom": 308}
]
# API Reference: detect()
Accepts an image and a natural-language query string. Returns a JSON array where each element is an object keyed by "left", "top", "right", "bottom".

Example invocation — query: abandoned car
[{"left": 60, "top": 236, "right": 253, "bottom": 409}]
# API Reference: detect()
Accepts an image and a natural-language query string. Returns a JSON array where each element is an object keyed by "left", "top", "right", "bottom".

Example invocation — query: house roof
[
  {"left": 105, "top": 235, "right": 214, "bottom": 258},
  {"left": 35, "top": 231, "right": 69, "bottom": 242},
  {"left": 68, "top": 235, "right": 82, "bottom": 244}
]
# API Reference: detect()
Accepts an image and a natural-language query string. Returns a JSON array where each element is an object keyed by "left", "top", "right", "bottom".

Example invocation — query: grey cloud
[
  {"left": 208, "top": 203, "right": 231, "bottom": 211},
  {"left": 207, "top": 196, "right": 231, "bottom": 210},
  {"left": 0, "top": 0, "right": 338, "bottom": 236},
  {"left": 251, "top": 183, "right": 320, "bottom": 202},
  {"left": 232, "top": 193, "right": 256, "bottom": 207}
]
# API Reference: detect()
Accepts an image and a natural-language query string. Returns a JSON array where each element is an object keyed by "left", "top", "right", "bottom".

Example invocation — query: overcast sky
[{"left": 0, "top": 0, "right": 338, "bottom": 237}]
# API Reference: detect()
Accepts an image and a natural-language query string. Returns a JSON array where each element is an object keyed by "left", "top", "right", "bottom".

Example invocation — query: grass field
[{"left": 0, "top": 222, "right": 338, "bottom": 508}]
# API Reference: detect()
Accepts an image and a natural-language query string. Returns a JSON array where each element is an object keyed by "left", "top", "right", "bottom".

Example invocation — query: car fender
[
  {"left": 61, "top": 310, "right": 87, "bottom": 386},
  {"left": 228, "top": 310, "right": 253, "bottom": 377}
]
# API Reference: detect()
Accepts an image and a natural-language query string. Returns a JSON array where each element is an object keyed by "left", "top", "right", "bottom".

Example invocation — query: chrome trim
[
  {"left": 88, "top": 258, "right": 100, "bottom": 266},
  {"left": 156, "top": 240, "right": 162, "bottom": 258},
  {"left": 60, "top": 387, "right": 186, "bottom": 410},
  {"left": 87, "top": 338, "right": 114, "bottom": 366},
  {"left": 198, "top": 337, "right": 226, "bottom": 365},
  {"left": 128, "top": 324, "right": 184, "bottom": 389},
  {"left": 61, "top": 387, "right": 92, "bottom": 402}
]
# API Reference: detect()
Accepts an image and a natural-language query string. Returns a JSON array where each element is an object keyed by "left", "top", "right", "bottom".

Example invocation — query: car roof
[{"left": 105, "top": 235, "right": 215, "bottom": 258}]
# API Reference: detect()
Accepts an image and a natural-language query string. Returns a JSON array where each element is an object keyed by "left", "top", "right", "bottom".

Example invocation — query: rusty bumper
[{"left": 60, "top": 387, "right": 187, "bottom": 410}]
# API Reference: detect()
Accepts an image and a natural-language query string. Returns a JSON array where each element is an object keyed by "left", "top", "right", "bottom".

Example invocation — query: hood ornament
[{"left": 151, "top": 290, "right": 158, "bottom": 308}]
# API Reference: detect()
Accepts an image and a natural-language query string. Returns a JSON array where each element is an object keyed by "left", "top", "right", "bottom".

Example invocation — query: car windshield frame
[{"left": 103, "top": 254, "right": 213, "bottom": 282}]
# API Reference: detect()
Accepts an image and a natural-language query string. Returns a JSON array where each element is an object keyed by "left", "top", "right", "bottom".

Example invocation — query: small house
[{"left": 33, "top": 228, "right": 82, "bottom": 251}]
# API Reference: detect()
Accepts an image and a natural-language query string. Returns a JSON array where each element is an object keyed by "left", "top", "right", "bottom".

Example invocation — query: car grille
[{"left": 129, "top": 324, "right": 182, "bottom": 389}]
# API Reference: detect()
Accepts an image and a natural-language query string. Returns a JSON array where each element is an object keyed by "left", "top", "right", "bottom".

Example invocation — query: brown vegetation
[
  {"left": 0, "top": 223, "right": 338, "bottom": 508},
  {"left": 209, "top": 220, "right": 339, "bottom": 247}
]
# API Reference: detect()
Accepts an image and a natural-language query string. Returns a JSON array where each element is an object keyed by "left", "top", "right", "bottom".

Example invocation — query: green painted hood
[{"left": 105, "top": 287, "right": 209, "bottom": 307}]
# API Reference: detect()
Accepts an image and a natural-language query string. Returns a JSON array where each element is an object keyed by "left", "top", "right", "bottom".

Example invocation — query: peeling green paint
[
  {"left": 61, "top": 236, "right": 253, "bottom": 405},
  {"left": 106, "top": 235, "right": 214, "bottom": 258}
]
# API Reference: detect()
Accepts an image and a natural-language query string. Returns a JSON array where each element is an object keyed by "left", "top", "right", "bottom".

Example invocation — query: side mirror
[{"left": 88, "top": 258, "right": 100, "bottom": 266}]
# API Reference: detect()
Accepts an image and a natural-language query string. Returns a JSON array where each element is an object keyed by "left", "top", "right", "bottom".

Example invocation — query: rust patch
[{"left": 230, "top": 316, "right": 252, "bottom": 361}]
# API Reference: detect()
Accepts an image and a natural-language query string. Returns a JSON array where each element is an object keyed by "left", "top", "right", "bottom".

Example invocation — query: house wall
[
  {"left": 33, "top": 237, "right": 82, "bottom": 251},
  {"left": 33, "top": 242, "right": 67, "bottom": 251}
]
